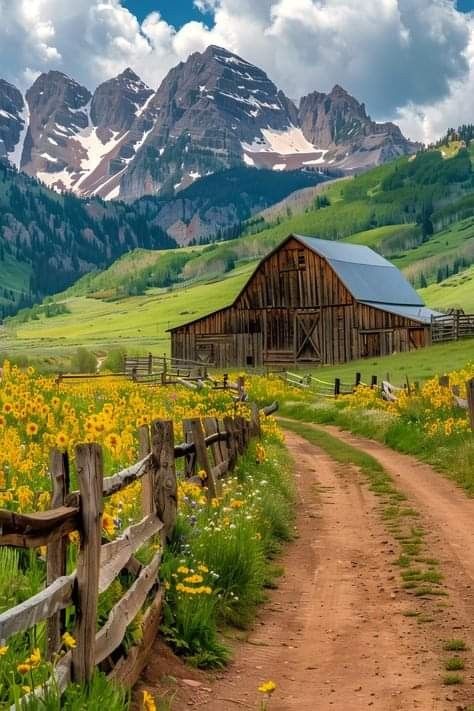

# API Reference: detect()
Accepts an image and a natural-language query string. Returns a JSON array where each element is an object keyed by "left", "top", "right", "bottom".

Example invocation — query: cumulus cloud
[{"left": 0, "top": 0, "right": 472, "bottom": 141}]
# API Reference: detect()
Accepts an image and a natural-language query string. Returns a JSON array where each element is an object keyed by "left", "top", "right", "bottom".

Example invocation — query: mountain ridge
[{"left": 0, "top": 45, "right": 419, "bottom": 201}]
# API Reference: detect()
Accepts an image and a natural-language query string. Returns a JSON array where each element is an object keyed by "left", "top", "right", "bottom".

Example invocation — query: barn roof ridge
[{"left": 168, "top": 233, "right": 434, "bottom": 332}]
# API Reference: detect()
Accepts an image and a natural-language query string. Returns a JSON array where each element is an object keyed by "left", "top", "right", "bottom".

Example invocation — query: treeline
[{"left": 0, "top": 160, "right": 176, "bottom": 313}]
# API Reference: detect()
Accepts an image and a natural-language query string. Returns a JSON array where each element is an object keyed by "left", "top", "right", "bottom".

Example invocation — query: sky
[{"left": 2, "top": 0, "right": 474, "bottom": 143}]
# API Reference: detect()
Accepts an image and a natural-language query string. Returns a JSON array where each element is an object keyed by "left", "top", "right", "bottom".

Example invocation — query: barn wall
[{"left": 170, "top": 238, "right": 430, "bottom": 367}]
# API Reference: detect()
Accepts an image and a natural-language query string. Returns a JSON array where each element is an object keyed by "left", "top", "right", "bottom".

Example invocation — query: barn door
[{"left": 294, "top": 311, "right": 321, "bottom": 362}]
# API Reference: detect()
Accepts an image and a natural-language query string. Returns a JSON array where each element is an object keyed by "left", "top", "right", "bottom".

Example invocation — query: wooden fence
[
  {"left": 283, "top": 370, "right": 474, "bottom": 431},
  {"left": 0, "top": 401, "right": 277, "bottom": 702},
  {"left": 124, "top": 354, "right": 211, "bottom": 380},
  {"left": 431, "top": 312, "right": 474, "bottom": 343}
]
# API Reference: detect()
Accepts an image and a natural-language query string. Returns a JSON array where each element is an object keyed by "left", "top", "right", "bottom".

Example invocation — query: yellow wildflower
[
  {"left": 62, "top": 632, "right": 77, "bottom": 649},
  {"left": 142, "top": 690, "right": 157, "bottom": 711}
]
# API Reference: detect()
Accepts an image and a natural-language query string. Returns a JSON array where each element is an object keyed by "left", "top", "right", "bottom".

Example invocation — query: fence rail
[
  {"left": 431, "top": 312, "right": 474, "bottom": 343},
  {"left": 0, "top": 400, "right": 276, "bottom": 702}
]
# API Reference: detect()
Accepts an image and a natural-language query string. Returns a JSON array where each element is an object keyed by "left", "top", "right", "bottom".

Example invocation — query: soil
[{"left": 136, "top": 427, "right": 474, "bottom": 711}]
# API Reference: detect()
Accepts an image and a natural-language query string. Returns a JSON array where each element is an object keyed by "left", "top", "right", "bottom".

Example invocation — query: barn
[{"left": 169, "top": 234, "right": 438, "bottom": 368}]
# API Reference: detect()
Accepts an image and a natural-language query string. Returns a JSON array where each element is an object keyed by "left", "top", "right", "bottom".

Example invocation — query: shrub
[
  {"left": 102, "top": 348, "right": 126, "bottom": 373},
  {"left": 71, "top": 348, "right": 97, "bottom": 374}
]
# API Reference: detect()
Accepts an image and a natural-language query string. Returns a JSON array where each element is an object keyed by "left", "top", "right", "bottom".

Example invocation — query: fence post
[
  {"left": 371, "top": 375, "right": 378, "bottom": 389},
  {"left": 46, "top": 449, "right": 70, "bottom": 660},
  {"left": 250, "top": 402, "right": 262, "bottom": 438},
  {"left": 148, "top": 352, "right": 153, "bottom": 376},
  {"left": 203, "top": 417, "right": 225, "bottom": 471},
  {"left": 334, "top": 378, "right": 341, "bottom": 398},
  {"left": 223, "top": 373, "right": 228, "bottom": 390},
  {"left": 73, "top": 443, "right": 104, "bottom": 684},
  {"left": 439, "top": 375, "right": 450, "bottom": 388},
  {"left": 139, "top": 425, "right": 153, "bottom": 516},
  {"left": 223, "top": 415, "right": 238, "bottom": 470},
  {"left": 151, "top": 420, "right": 177, "bottom": 541},
  {"left": 467, "top": 378, "right": 474, "bottom": 432},
  {"left": 182, "top": 419, "right": 196, "bottom": 478},
  {"left": 189, "top": 418, "right": 217, "bottom": 499},
  {"left": 355, "top": 372, "right": 361, "bottom": 388},
  {"left": 237, "top": 376, "right": 246, "bottom": 401}
]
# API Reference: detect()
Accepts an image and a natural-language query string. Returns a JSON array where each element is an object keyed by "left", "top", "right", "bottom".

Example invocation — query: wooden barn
[{"left": 169, "top": 234, "right": 438, "bottom": 368}]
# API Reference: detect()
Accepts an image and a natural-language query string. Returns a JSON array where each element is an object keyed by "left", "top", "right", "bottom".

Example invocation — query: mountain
[
  {"left": 0, "top": 159, "right": 326, "bottom": 315},
  {"left": 0, "top": 46, "right": 419, "bottom": 201},
  {"left": 0, "top": 160, "right": 175, "bottom": 317},
  {"left": 298, "top": 85, "right": 415, "bottom": 171}
]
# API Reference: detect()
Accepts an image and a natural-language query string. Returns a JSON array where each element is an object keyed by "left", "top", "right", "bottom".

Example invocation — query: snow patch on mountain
[
  {"left": 242, "top": 126, "right": 320, "bottom": 156},
  {"left": 7, "top": 100, "right": 29, "bottom": 170}
]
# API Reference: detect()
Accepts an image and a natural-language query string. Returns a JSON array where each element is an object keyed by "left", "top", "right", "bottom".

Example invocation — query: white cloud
[{"left": 0, "top": 0, "right": 472, "bottom": 142}]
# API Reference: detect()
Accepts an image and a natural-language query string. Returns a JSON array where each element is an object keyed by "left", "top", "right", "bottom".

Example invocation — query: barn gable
[{"left": 170, "top": 234, "right": 436, "bottom": 367}]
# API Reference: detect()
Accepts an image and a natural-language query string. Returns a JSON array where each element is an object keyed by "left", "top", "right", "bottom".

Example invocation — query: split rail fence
[
  {"left": 0, "top": 401, "right": 278, "bottom": 704},
  {"left": 282, "top": 370, "right": 474, "bottom": 431}
]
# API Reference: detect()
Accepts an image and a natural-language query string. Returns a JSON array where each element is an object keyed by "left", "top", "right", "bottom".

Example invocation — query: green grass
[
  {"left": 160, "top": 436, "right": 295, "bottom": 667},
  {"left": 420, "top": 264, "right": 474, "bottom": 311},
  {"left": 2, "top": 262, "right": 256, "bottom": 357},
  {"left": 443, "top": 673, "right": 464, "bottom": 685},
  {"left": 395, "top": 216, "right": 474, "bottom": 284},
  {"left": 296, "top": 339, "right": 474, "bottom": 387},
  {"left": 445, "top": 657, "right": 465, "bottom": 671},
  {"left": 443, "top": 639, "right": 468, "bottom": 652},
  {"left": 343, "top": 223, "right": 419, "bottom": 253}
]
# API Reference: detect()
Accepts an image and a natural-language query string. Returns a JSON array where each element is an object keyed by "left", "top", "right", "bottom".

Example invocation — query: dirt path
[{"left": 140, "top": 429, "right": 474, "bottom": 710}]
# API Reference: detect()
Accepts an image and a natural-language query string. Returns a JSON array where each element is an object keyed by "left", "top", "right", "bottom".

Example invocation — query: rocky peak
[
  {"left": 0, "top": 79, "right": 27, "bottom": 165},
  {"left": 91, "top": 68, "right": 153, "bottom": 134},
  {"left": 300, "top": 86, "right": 378, "bottom": 146}
]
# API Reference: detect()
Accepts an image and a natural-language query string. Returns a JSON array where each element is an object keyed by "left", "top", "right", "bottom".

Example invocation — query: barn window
[
  {"left": 246, "top": 355, "right": 254, "bottom": 366},
  {"left": 298, "top": 249, "right": 306, "bottom": 269}
]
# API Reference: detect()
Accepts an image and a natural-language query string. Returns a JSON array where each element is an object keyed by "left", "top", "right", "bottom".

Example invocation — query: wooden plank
[
  {"left": 0, "top": 574, "right": 75, "bottom": 640},
  {"left": 181, "top": 419, "right": 196, "bottom": 477},
  {"left": 0, "top": 506, "right": 78, "bottom": 534},
  {"left": 189, "top": 418, "right": 217, "bottom": 499},
  {"left": 151, "top": 420, "right": 178, "bottom": 540},
  {"left": 95, "top": 550, "right": 162, "bottom": 664},
  {"left": 0, "top": 514, "right": 79, "bottom": 549},
  {"left": 46, "top": 449, "right": 70, "bottom": 659},
  {"left": 262, "top": 401, "right": 278, "bottom": 416},
  {"left": 211, "top": 461, "right": 228, "bottom": 479},
  {"left": 223, "top": 415, "right": 237, "bottom": 471},
  {"left": 468, "top": 378, "right": 474, "bottom": 431},
  {"left": 108, "top": 589, "right": 164, "bottom": 687},
  {"left": 139, "top": 426, "right": 153, "bottom": 516},
  {"left": 99, "top": 514, "right": 164, "bottom": 593},
  {"left": 102, "top": 453, "right": 152, "bottom": 498},
  {"left": 72, "top": 443, "right": 103, "bottom": 684}
]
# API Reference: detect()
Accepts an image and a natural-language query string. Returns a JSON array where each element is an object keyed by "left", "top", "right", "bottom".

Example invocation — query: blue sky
[
  {"left": 458, "top": 0, "right": 474, "bottom": 11},
  {"left": 125, "top": 0, "right": 474, "bottom": 22},
  {"left": 123, "top": 1, "right": 211, "bottom": 26}
]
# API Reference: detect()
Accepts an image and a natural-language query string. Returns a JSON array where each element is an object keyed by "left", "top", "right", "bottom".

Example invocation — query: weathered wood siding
[{"left": 170, "top": 238, "right": 429, "bottom": 367}]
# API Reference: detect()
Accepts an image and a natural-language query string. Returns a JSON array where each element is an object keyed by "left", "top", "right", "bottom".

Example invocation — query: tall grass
[{"left": 161, "top": 435, "right": 295, "bottom": 667}]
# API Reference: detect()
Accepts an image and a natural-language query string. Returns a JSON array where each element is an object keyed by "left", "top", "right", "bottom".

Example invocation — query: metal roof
[
  {"left": 359, "top": 302, "right": 441, "bottom": 325},
  {"left": 296, "top": 235, "right": 424, "bottom": 306}
]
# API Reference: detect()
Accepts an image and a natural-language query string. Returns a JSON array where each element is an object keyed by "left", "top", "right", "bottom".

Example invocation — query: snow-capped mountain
[{"left": 0, "top": 46, "right": 419, "bottom": 201}]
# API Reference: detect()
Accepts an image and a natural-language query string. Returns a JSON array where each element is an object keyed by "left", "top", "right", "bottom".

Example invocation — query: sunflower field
[{"left": 0, "top": 364, "right": 297, "bottom": 710}]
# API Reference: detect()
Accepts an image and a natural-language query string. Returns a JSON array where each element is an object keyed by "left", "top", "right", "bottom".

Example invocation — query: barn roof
[{"left": 295, "top": 235, "right": 424, "bottom": 307}]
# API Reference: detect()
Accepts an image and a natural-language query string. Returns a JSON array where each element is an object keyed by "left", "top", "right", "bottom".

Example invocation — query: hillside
[
  {"left": 3, "top": 141, "right": 474, "bottom": 360},
  {"left": 419, "top": 264, "right": 474, "bottom": 311},
  {"left": 0, "top": 162, "right": 325, "bottom": 315}
]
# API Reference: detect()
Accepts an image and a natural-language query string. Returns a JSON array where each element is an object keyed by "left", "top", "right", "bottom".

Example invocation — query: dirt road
[{"left": 139, "top": 426, "right": 474, "bottom": 710}]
